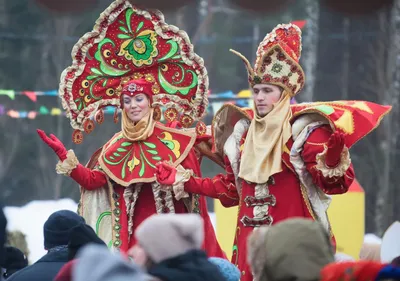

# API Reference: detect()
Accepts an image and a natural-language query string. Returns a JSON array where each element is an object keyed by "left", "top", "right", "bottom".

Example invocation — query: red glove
[
  {"left": 155, "top": 162, "right": 177, "bottom": 185},
  {"left": 37, "top": 129, "right": 68, "bottom": 161},
  {"left": 325, "top": 131, "right": 345, "bottom": 168}
]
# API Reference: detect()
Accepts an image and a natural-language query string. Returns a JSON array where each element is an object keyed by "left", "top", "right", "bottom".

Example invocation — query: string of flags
[{"left": 0, "top": 88, "right": 296, "bottom": 119}]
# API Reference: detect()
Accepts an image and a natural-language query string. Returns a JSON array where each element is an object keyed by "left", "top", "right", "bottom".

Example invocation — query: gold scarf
[
  {"left": 121, "top": 108, "right": 155, "bottom": 142},
  {"left": 238, "top": 92, "right": 292, "bottom": 184}
]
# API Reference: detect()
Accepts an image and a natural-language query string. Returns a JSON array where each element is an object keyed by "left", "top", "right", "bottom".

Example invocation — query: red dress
[{"left": 70, "top": 123, "right": 225, "bottom": 257}]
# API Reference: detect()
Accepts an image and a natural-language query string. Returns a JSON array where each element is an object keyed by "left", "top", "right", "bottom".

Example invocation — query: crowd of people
[
  {"left": 0, "top": 0, "right": 398, "bottom": 280},
  {"left": 1, "top": 208, "right": 400, "bottom": 281}
]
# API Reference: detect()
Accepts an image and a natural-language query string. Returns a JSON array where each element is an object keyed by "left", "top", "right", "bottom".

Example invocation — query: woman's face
[{"left": 123, "top": 94, "right": 150, "bottom": 123}]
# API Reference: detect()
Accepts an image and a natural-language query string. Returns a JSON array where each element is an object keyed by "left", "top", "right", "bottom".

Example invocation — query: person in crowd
[
  {"left": 7, "top": 210, "right": 84, "bottom": 281},
  {"left": 209, "top": 257, "right": 241, "bottom": 281},
  {"left": 320, "top": 260, "right": 400, "bottom": 281},
  {"left": 359, "top": 241, "right": 381, "bottom": 261},
  {"left": 73, "top": 244, "right": 157, "bottom": 281},
  {"left": 129, "top": 214, "right": 225, "bottom": 281},
  {"left": 1, "top": 247, "right": 28, "bottom": 279},
  {"left": 37, "top": 0, "right": 224, "bottom": 258},
  {"left": 54, "top": 223, "right": 107, "bottom": 281},
  {"left": 155, "top": 22, "right": 391, "bottom": 281},
  {"left": 247, "top": 218, "right": 334, "bottom": 281}
]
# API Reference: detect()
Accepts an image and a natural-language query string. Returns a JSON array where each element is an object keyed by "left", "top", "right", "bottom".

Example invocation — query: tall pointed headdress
[
  {"left": 230, "top": 23, "right": 305, "bottom": 96},
  {"left": 59, "top": 0, "right": 209, "bottom": 143}
]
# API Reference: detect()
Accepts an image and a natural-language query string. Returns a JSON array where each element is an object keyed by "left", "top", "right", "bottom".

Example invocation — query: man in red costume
[{"left": 156, "top": 23, "right": 391, "bottom": 281}]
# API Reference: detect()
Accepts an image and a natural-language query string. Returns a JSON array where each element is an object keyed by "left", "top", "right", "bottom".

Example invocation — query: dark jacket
[
  {"left": 7, "top": 248, "right": 68, "bottom": 281},
  {"left": 148, "top": 250, "right": 225, "bottom": 281}
]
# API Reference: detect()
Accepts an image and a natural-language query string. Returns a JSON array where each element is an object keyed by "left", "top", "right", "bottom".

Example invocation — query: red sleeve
[
  {"left": 302, "top": 125, "right": 355, "bottom": 195},
  {"left": 182, "top": 155, "right": 239, "bottom": 208},
  {"left": 69, "top": 164, "right": 108, "bottom": 190}
]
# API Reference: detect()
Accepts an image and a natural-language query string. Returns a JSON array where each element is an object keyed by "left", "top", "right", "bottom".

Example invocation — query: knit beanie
[
  {"left": 2, "top": 246, "right": 28, "bottom": 278},
  {"left": 135, "top": 214, "right": 204, "bottom": 263},
  {"left": 73, "top": 244, "right": 154, "bottom": 281},
  {"left": 43, "top": 210, "right": 85, "bottom": 249},
  {"left": 209, "top": 257, "right": 241, "bottom": 281},
  {"left": 68, "top": 223, "right": 106, "bottom": 260}
]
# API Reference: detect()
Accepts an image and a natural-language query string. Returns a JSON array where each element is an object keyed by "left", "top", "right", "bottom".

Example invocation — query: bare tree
[
  {"left": 360, "top": 1, "right": 400, "bottom": 235},
  {"left": 299, "top": 0, "right": 320, "bottom": 102},
  {"left": 33, "top": 15, "right": 90, "bottom": 200}
]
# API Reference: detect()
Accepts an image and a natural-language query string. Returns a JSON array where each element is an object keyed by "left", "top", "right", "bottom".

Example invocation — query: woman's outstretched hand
[
  {"left": 155, "top": 161, "right": 177, "bottom": 185},
  {"left": 37, "top": 129, "right": 68, "bottom": 161}
]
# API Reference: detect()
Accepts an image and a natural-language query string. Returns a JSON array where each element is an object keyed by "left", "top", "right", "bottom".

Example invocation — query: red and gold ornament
[
  {"left": 180, "top": 114, "right": 194, "bottom": 128},
  {"left": 196, "top": 121, "right": 207, "bottom": 136},
  {"left": 83, "top": 119, "right": 95, "bottom": 134},
  {"left": 164, "top": 108, "right": 178, "bottom": 123},
  {"left": 113, "top": 108, "right": 119, "bottom": 124},
  {"left": 72, "top": 129, "right": 84, "bottom": 144},
  {"left": 95, "top": 109, "right": 105, "bottom": 124},
  {"left": 153, "top": 106, "right": 162, "bottom": 121}
]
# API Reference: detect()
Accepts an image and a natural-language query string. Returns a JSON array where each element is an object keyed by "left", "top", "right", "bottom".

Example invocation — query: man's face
[{"left": 252, "top": 84, "right": 283, "bottom": 117}]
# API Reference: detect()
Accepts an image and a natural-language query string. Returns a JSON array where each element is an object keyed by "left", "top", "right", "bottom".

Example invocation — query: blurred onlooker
[
  {"left": 6, "top": 231, "right": 29, "bottom": 262},
  {"left": 73, "top": 244, "right": 156, "bottom": 281},
  {"left": 359, "top": 241, "right": 381, "bottom": 261},
  {"left": 7, "top": 210, "right": 84, "bottom": 281},
  {"left": 247, "top": 218, "right": 334, "bottom": 281},
  {"left": 320, "top": 260, "right": 400, "bottom": 281},
  {"left": 334, "top": 252, "right": 355, "bottom": 262},
  {"left": 129, "top": 214, "right": 225, "bottom": 281},
  {"left": 209, "top": 257, "right": 240, "bottom": 281},
  {"left": 54, "top": 223, "right": 107, "bottom": 281},
  {"left": 1, "top": 247, "right": 28, "bottom": 279}
]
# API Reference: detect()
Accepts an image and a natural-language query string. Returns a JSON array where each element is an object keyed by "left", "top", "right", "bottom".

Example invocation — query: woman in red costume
[
  {"left": 36, "top": 0, "right": 224, "bottom": 258},
  {"left": 156, "top": 23, "right": 392, "bottom": 281}
]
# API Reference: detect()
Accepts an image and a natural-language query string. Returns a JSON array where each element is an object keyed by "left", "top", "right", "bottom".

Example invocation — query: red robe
[
  {"left": 184, "top": 117, "right": 355, "bottom": 281},
  {"left": 69, "top": 123, "right": 225, "bottom": 257}
]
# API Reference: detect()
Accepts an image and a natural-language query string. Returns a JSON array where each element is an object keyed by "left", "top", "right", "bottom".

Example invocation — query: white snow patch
[{"left": 4, "top": 199, "right": 78, "bottom": 263}]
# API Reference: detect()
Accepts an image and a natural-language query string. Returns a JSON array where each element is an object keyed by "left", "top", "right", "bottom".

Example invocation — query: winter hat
[
  {"left": 43, "top": 210, "right": 85, "bottom": 249},
  {"left": 73, "top": 244, "right": 155, "bottom": 281},
  {"left": 209, "top": 257, "right": 240, "bottom": 281},
  {"left": 247, "top": 218, "right": 334, "bottom": 281},
  {"left": 359, "top": 241, "right": 381, "bottom": 261},
  {"left": 135, "top": 214, "right": 204, "bottom": 263},
  {"left": 335, "top": 252, "right": 355, "bottom": 262},
  {"left": 0, "top": 204, "right": 7, "bottom": 266},
  {"left": 68, "top": 223, "right": 106, "bottom": 260},
  {"left": 2, "top": 246, "right": 28, "bottom": 279}
]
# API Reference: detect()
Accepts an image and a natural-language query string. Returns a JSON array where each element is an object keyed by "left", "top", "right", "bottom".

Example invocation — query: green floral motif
[
  {"left": 271, "top": 63, "right": 283, "bottom": 73},
  {"left": 253, "top": 76, "right": 262, "bottom": 84},
  {"left": 117, "top": 9, "right": 158, "bottom": 67},
  {"left": 102, "top": 140, "right": 163, "bottom": 179},
  {"left": 158, "top": 62, "right": 198, "bottom": 95}
]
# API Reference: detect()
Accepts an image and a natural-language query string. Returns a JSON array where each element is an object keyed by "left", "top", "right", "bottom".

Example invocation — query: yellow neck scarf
[
  {"left": 238, "top": 93, "right": 292, "bottom": 184},
  {"left": 121, "top": 108, "right": 155, "bottom": 142}
]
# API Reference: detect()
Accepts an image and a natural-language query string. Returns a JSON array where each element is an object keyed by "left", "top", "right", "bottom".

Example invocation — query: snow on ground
[
  {"left": 4, "top": 199, "right": 78, "bottom": 263},
  {"left": 3, "top": 199, "right": 217, "bottom": 264}
]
